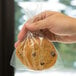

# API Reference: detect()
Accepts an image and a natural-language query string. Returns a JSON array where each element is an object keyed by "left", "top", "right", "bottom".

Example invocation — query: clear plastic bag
[
  {"left": 10, "top": 7, "right": 64, "bottom": 72},
  {"left": 10, "top": 31, "right": 63, "bottom": 72}
]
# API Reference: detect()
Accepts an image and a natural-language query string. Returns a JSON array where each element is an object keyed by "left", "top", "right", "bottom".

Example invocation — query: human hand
[{"left": 15, "top": 11, "right": 76, "bottom": 48}]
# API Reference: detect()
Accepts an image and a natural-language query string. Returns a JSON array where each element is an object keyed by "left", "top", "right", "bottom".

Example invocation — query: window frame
[{"left": 0, "top": 0, "right": 14, "bottom": 76}]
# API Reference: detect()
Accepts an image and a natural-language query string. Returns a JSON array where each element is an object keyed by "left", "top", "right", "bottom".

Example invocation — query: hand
[{"left": 15, "top": 11, "right": 76, "bottom": 48}]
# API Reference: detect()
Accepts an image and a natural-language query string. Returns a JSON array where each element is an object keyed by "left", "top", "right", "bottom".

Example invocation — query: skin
[{"left": 15, "top": 11, "right": 76, "bottom": 48}]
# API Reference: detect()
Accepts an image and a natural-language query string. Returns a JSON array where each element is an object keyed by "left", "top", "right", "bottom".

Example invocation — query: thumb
[{"left": 26, "top": 19, "right": 49, "bottom": 31}]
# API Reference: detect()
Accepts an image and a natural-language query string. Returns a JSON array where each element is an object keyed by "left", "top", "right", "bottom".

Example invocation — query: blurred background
[{"left": 14, "top": 0, "right": 76, "bottom": 76}]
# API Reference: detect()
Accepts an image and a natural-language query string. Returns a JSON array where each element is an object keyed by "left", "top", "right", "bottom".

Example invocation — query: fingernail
[{"left": 14, "top": 40, "right": 20, "bottom": 48}]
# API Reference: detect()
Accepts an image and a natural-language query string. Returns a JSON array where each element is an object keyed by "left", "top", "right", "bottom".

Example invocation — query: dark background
[{"left": 0, "top": 0, "right": 14, "bottom": 76}]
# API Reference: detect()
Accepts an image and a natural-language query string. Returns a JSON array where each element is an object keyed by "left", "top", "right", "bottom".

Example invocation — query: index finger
[
  {"left": 18, "top": 18, "right": 34, "bottom": 41},
  {"left": 18, "top": 23, "right": 28, "bottom": 41}
]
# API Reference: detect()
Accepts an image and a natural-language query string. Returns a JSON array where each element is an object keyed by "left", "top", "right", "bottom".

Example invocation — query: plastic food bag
[
  {"left": 10, "top": 8, "right": 64, "bottom": 71},
  {"left": 10, "top": 32, "right": 63, "bottom": 71}
]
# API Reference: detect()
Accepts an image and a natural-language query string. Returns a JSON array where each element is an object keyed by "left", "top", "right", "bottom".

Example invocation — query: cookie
[
  {"left": 16, "top": 37, "right": 57, "bottom": 70},
  {"left": 16, "top": 40, "right": 29, "bottom": 66}
]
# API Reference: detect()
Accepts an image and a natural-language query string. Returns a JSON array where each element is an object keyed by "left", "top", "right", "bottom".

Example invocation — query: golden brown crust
[
  {"left": 16, "top": 37, "right": 57, "bottom": 70},
  {"left": 16, "top": 40, "right": 28, "bottom": 66}
]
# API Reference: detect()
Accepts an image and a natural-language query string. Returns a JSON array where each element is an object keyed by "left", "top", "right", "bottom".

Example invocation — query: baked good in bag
[{"left": 16, "top": 37, "right": 57, "bottom": 70}]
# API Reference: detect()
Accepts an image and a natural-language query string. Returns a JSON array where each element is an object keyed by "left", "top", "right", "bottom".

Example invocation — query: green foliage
[
  {"left": 59, "top": 0, "right": 72, "bottom": 6},
  {"left": 56, "top": 43, "right": 76, "bottom": 69},
  {"left": 15, "top": 2, "right": 25, "bottom": 41}
]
